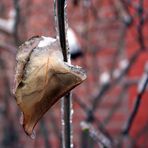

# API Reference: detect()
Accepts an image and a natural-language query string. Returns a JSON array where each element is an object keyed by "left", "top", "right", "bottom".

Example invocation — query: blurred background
[{"left": 0, "top": 0, "right": 148, "bottom": 147}]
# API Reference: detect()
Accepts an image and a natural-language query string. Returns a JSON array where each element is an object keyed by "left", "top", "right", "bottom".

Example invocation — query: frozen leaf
[{"left": 13, "top": 36, "right": 87, "bottom": 136}]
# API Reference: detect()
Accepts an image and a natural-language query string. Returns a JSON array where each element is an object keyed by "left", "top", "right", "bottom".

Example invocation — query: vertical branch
[
  {"left": 54, "top": 0, "right": 73, "bottom": 147},
  {"left": 62, "top": 93, "right": 72, "bottom": 148},
  {"left": 57, "top": 0, "right": 68, "bottom": 61}
]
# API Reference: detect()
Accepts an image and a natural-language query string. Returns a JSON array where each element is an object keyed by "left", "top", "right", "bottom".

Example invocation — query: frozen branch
[
  {"left": 91, "top": 49, "right": 141, "bottom": 113},
  {"left": 103, "top": 78, "right": 138, "bottom": 125},
  {"left": 113, "top": 0, "right": 132, "bottom": 24},
  {"left": 55, "top": 0, "right": 73, "bottom": 147},
  {"left": 81, "top": 121, "right": 113, "bottom": 148},
  {"left": 122, "top": 63, "right": 148, "bottom": 135},
  {"left": 136, "top": 0, "right": 145, "bottom": 50}
]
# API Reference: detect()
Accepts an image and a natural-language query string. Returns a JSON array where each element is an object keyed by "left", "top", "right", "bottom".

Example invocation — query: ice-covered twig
[
  {"left": 136, "top": 0, "right": 145, "bottom": 50},
  {"left": 86, "top": 49, "right": 141, "bottom": 123},
  {"left": 110, "top": 0, "right": 133, "bottom": 78},
  {"left": 103, "top": 78, "right": 138, "bottom": 125},
  {"left": 73, "top": 93, "right": 113, "bottom": 145},
  {"left": 55, "top": 0, "right": 73, "bottom": 147},
  {"left": 122, "top": 63, "right": 148, "bottom": 135},
  {"left": 56, "top": 0, "right": 68, "bottom": 61},
  {"left": 113, "top": 0, "right": 132, "bottom": 24},
  {"left": 81, "top": 121, "right": 113, "bottom": 148}
]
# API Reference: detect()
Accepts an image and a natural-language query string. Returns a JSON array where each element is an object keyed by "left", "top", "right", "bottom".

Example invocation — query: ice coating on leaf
[
  {"left": 13, "top": 36, "right": 42, "bottom": 95},
  {"left": 38, "top": 36, "right": 56, "bottom": 47},
  {"left": 14, "top": 36, "right": 87, "bottom": 137}
]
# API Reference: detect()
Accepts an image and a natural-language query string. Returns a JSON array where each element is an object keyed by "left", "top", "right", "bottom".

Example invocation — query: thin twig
[
  {"left": 103, "top": 85, "right": 128, "bottom": 126},
  {"left": 136, "top": 0, "right": 145, "bottom": 50},
  {"left": 103, "top": 79, "right": 138, "bottom": 125},
  {"left": 113, "top": 0, "right": 132, "bottom": 23},
  {"left": 81, "top": 121, "right": 113, "bottom": 148},
  {"left": 92, "top": 49, "right": 142, "bottom": 112}
]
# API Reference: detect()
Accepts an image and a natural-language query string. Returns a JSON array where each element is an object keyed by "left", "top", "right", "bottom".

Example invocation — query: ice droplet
[
  {"left": 80, "top": 121, "right": 90, "bottom": 130},
  {"left": 138, "top": 73, "right": 148, "bottom": 93},
  {"left": 70, "top": 109, "right": 74, "bottom": 116},
  {"left": 100, "top": 72, "right": 110, "bottom": 85},
  {"left": 19, "top": 112, "right": 24, "bottom": 125},
  {"left": 30, "top": 130, "right": 36, "bottom": 139},
  {"left": 119, "top": 59, "right": 129, "bottom": 70},
  {"left": 113, "top": 69, "right": 120, "bottom": 79}
]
